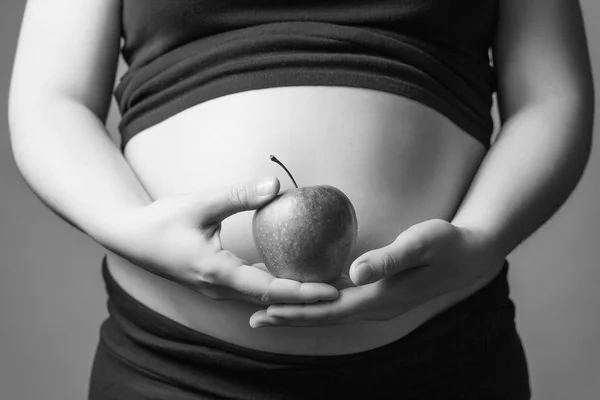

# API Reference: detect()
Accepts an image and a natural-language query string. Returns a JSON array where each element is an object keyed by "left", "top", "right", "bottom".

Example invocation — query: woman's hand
[
  {"left": 249, "top": 219, "right": 505, "bottom": 327},
  {"left": 105, "top": 176, "right": 339, "bottom": 306}
]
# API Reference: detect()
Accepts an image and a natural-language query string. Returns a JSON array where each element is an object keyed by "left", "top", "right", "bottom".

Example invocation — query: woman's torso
[{"left": 105, "top": 85, "right": 503, "bottom": 356}]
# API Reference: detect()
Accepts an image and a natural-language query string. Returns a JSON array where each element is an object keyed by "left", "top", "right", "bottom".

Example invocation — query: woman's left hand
[{"left": 249, "top": 219, "right": 504, "bottom": 328}]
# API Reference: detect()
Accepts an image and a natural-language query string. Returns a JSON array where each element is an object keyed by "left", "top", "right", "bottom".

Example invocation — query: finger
[
  {"left": 249, "top": 309, "right": 354, "bottom": 328},
  {"left": 204, "top": 250, "right": 339, "bottom": 304},
  {"left": 349, "top": 232, "right": 430, "bottom": 285},
  {"left": 250, "top": 313, "right": 352, "bottom": 328},
  {"left": 262, "top": 284, "right": 377, "bottom": 323},
  {"left": 195, "top": 176, "right": 281, "bottom": 225},
  {"left": 249, "top": 310, "right": 300, "bottom": 328}
]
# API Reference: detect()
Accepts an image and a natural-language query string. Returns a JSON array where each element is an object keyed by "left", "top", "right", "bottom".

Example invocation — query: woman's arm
[
  {"left": 450, "top": 0, "right": 595, "bottom": 260},
  {"left": 8, "top": 0, "right": 342, "bottom": 306},
  {"left": 8, "top": 0, "right": 153, "bottom": 247},
  {"left": 245, "top": 0, "right": 597, "bottom": 328}
]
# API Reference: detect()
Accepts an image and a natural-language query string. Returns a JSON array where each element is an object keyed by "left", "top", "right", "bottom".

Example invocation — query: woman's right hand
[{"left": 105, "top": 176, "right": 339, "bottom": 306}]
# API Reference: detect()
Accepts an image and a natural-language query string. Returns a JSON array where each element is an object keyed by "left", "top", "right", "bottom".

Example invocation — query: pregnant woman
[{"left": 9, "top": 0, "right": 594, "bottom": 399}]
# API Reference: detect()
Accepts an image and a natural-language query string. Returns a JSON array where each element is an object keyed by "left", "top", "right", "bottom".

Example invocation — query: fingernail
[
  {"left": 323, "top": 288, "right": 339, "bottom": 300},
  {"left": 256, "top": 176, "right": 276, "bottom": 196},
  {"left": 252, "top": 321, "right": 268, "bottom": 329},
  {"left": 354, "top": 262, "right": 372, "bottom": 283}
]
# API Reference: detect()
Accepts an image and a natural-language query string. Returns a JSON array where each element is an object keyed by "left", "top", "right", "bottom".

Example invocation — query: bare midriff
[{"left": 106, "top": 85, "right": 498, "bottom": 356}]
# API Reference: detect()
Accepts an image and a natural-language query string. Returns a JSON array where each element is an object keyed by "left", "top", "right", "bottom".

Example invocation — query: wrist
[
  {"left": 84, "top": 204, "right": 150, "bottom": 254},
  {"left": 452, "top": 222, "right": 506, "bottom": 262}
]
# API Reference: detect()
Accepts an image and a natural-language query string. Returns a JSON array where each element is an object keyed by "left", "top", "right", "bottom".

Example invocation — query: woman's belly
[{"left": 106, "top": 85, "right": 493, "bottom": 355}]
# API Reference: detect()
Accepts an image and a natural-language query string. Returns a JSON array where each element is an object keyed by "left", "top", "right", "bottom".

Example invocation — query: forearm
[
  {"left": 9, "top": 98, "right": 153, "bottom": 247},
  {"left": 451, "top": 96, "right": 594, "bottom": 260}
]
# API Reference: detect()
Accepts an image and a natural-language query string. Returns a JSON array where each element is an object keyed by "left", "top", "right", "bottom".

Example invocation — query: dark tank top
[{"left": 115, "top": 0, "right": 499, "bottom": 152}]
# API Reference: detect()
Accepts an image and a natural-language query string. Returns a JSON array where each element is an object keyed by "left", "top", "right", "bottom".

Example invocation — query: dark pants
[{"left": 88, "top": 255, "right": 531, "bottom": 400}]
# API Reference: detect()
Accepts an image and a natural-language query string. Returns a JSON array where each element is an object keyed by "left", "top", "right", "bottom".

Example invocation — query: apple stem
[{"left": 270, "top": 155, "right": 299, "bottom": 189}]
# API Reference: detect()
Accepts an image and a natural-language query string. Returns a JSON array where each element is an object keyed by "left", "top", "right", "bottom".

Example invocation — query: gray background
[{"left": 1, "top": 1, "right": 599, "bottom": 399}]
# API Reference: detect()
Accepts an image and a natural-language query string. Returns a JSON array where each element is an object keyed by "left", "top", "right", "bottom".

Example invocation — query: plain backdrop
[{"left": 1, "top": 1, "right": 599, "bottom": 399}]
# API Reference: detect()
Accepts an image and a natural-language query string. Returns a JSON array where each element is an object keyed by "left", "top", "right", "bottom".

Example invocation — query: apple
[{"left": 252, "top": 155, "right": 358, "bottom": 283}]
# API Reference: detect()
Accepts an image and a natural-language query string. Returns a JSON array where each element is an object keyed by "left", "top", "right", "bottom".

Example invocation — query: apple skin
[{"left": 252, "top": 185, "right": 358, "bottom": 283}]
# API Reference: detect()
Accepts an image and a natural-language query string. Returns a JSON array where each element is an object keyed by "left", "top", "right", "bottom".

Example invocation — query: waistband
[{"left": 100, "top": 255, "right": 513, "bottom": 368}]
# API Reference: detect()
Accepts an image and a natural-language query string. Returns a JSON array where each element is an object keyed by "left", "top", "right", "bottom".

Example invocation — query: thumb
[
  {"left": 196, "top": 176, "right": 280, "bottom": 224},
  {"left": 349, "top": 241, "right": 420, "bottom": 286}
]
